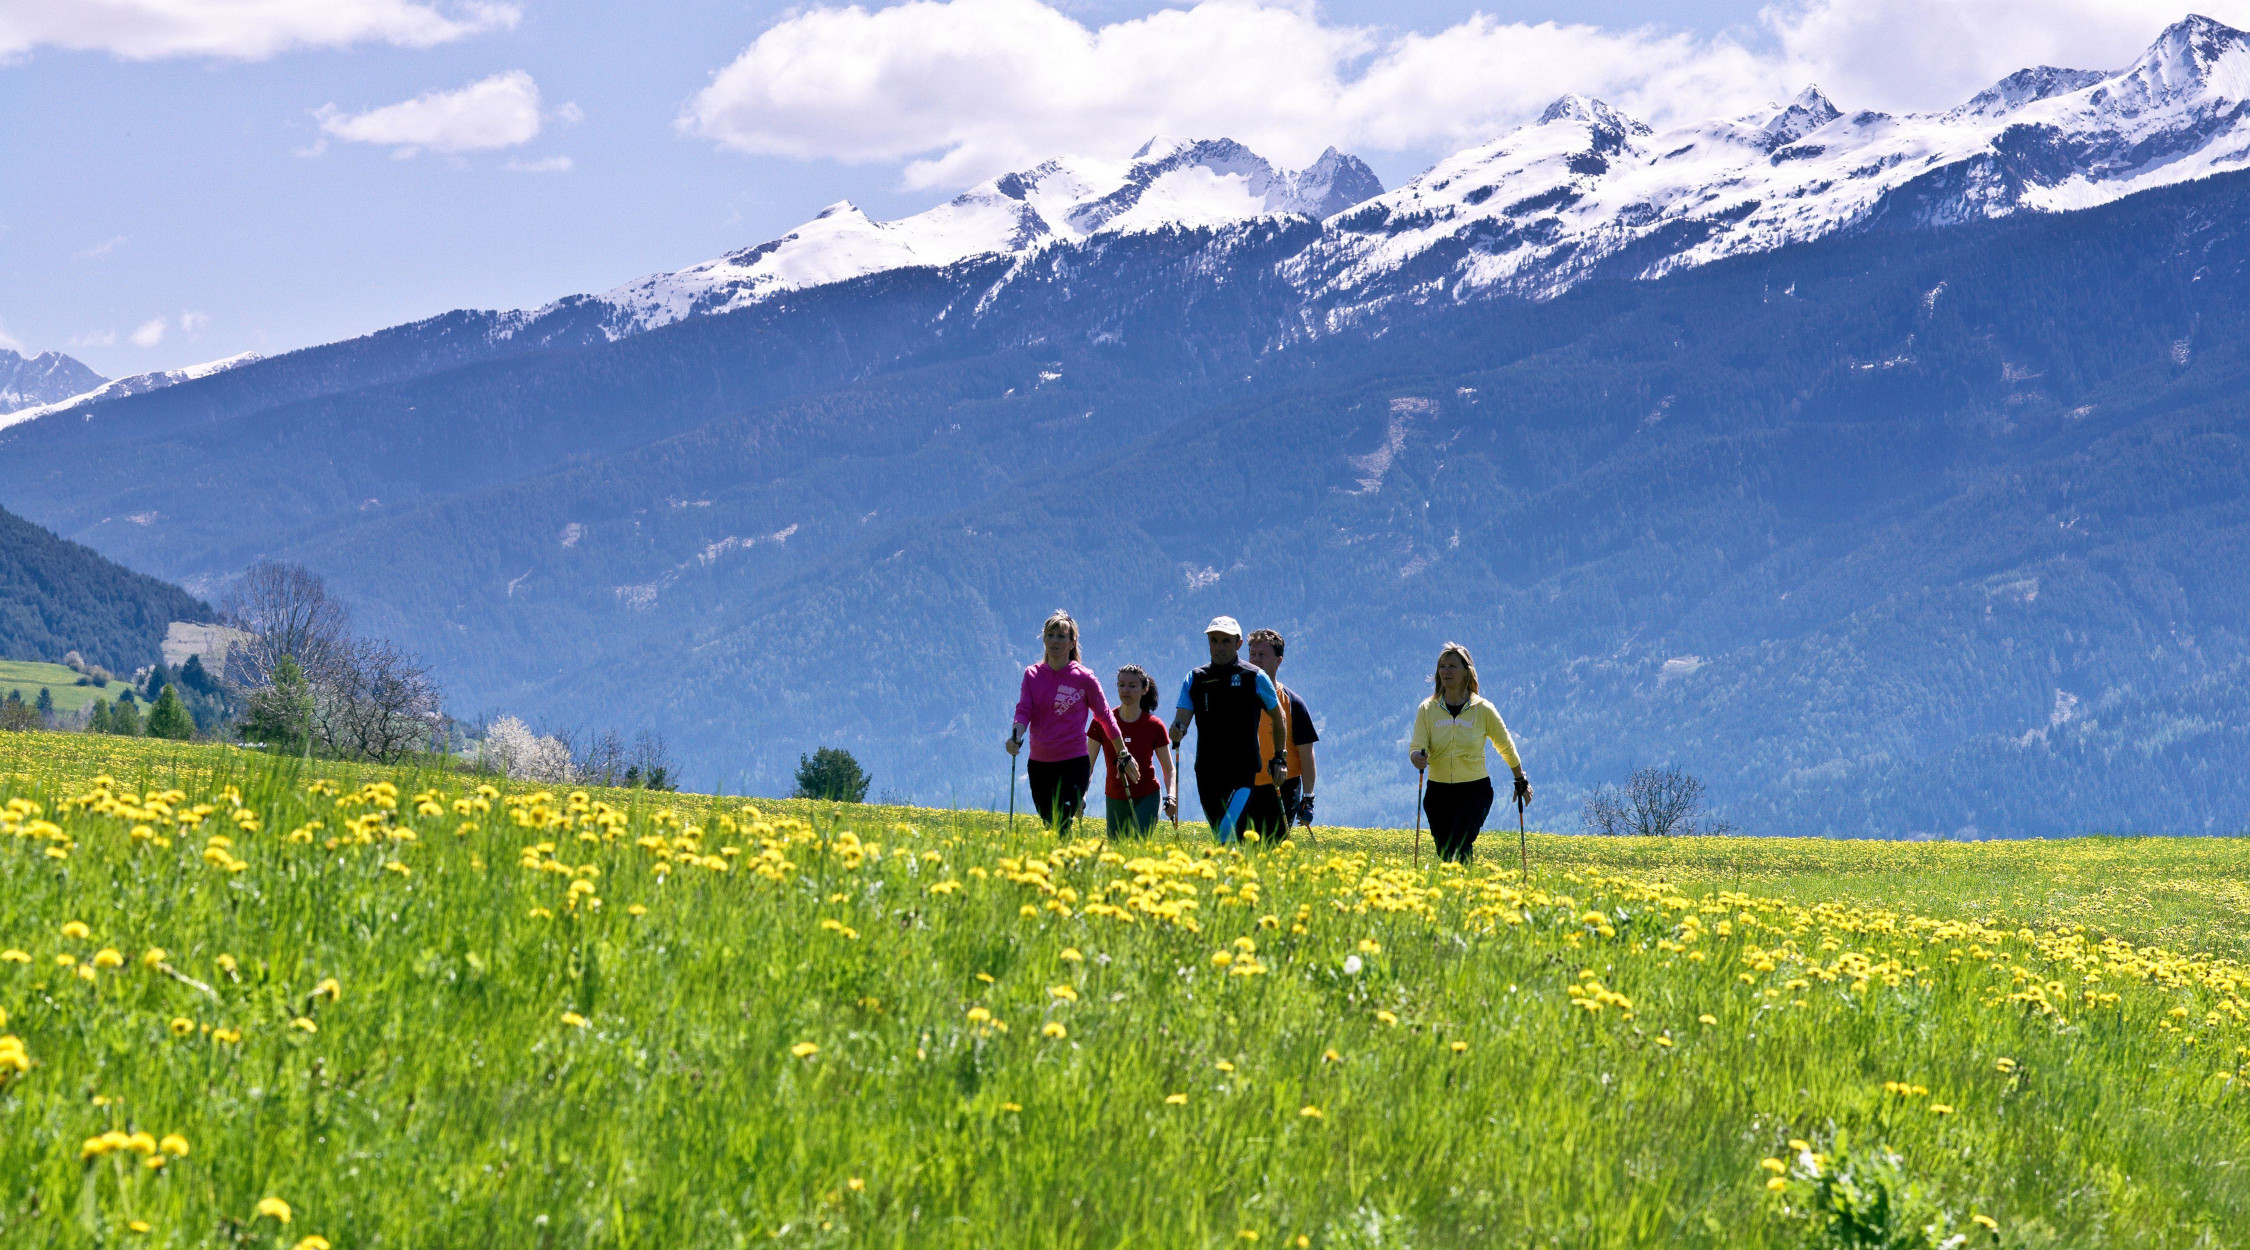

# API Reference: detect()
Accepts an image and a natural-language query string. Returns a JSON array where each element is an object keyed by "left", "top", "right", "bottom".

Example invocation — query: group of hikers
[{"left": 1004, "top": 610, "right": 1533, "bottom": 861}]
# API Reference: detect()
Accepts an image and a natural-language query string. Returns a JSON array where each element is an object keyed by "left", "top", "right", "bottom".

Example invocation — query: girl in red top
[
  {"left": 1005, "top": 610, "right": 1132, "bottom": 837},
  {"left": 1090, "top": 664, "right": 1176, "bottom": 837}
]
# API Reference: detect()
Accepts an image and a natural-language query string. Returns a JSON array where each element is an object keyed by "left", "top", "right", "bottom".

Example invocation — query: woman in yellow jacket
[{"left": 1407, "top": 641, "right": 1532, "bottom": 863}]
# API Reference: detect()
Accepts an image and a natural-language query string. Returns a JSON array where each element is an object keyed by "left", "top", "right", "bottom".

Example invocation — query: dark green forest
[
  {"left": 0, "top": 504, "right": 210, "bottom": 671},
  {"left": 9, "top": 173, "right": 2250, "bottom": 834}
]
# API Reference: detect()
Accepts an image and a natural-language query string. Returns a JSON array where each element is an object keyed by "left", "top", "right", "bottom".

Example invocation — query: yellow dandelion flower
[
  {"left": 1047, "top": 984, "right": 1078, "bottom": 1003},
  {"left": 54, "top": 954, "right": 76, "bottom": 968},
  {"left": 1357, "top": 939, "right": 1381, "bottom": 955},
  {"left": 975, "top": 972, "right": 995, "bottom": 984},
  {"left": 790, "top": 1041, "right": 819, "bottom": 1058},
  {"left": 1018, "top": 904, "right": 1039, "bottom": 918},
  {"left": 125, "top": 1131, "right": 157, "bottom": 1154},
  {"left": 1375, "top": 1010, "right": 1399, "bottom": 1026},
  {"left": 1239, "top": 1232, "right": 1260, "bottom": 1242},
  {"left": 1322, "top": 1048, "right": 1343, "bottom": 1063},
  {"left": 1655, "top": 1037, "right": 1675, "bottom": 1048},
  {"left": 1058, "top": 947, "right": 1083, "bottom": 963},
  {"left": 1165, "top": 1093, "right": 1188, "bottom": 1105},
  {"left": 1971, "top": 1214, "right": 1998, "bottom": 1231},
  {"left": 1994, "top": 1057, "right": 2017, "bottom": 1073},
  {"left": 1760, "top": 1158, "right": 1787, "bottom": 1174},
  {"left": 562, "top": 1011, "right": 590, "bottom": 1029},
  {"left": 294, "top": 1237, "right": 333, "bottom": 1250},
  {"left": 1449, "top": 1041, "right": 1469, "bottom": 1053},
  {"left": 1215, "top": 1059, "right": 1235, "bottom": 1072},
  {"left": 966, "top": 1007, "right": 993, "bottom": 1023},
  {"left": 144, "top": 1154, "right": 168, "bottom": 1170},
  {"left": 0, "top": 950, "right": 28, "bottom": 964},
  {"left": 1698, "top": 1014, "right": 1718, "bottom": 1026},
  {"left": 313, "top": 977, "right": 341, "bottom": 1002},
  {"left": 140, "top": 948, "right": 167, "bottom": 969},
  {"left": 290, "top": 1017, "right": 318, "bottom": 1034},
  {"left": 91, "top": 948, "right": 124, "bottom": 969},
  {"left": 1299, "top": 1105, "right": 1324, "bottom": 1119},
  {"left": 1211, "top": 951, "right": 1234, "bottom": 967},
  {"left": 254, "top": 1197, "right": 293, "bottom": 1224},
  {"left": 1788, "top": 1139, "right": 1810, "bottom": 1152},
  {"left": 1000, "top": 1102, "right": 1021, "bottom": 1112},
  {"left": 627, "top": 904, "right": 648, "bottom": 916},
  {"left": 1767, "top": 1177, "right": 1787, "bottom": 1191},
  {"left": 1930, "top": 1103, "right": 1954, "bottom": 1115},
  {"left": 1041, "top": 1021, "right": 1068, "bottom": 1039},
  {"left": 168, "top": 1017, "right": 194, "bottom": 1037},
  {"left": 160, "top": 1134, "right": 189, "bottom": 1157},
  {"left": 216, "top": 954, "right": 237, "bottom": 974},
  {"left": 60, "top": 921, "right": 90, "bottom": 940},
  {"left": 75, "top": 964, "right": 97, "bottom": 982},
  {"left": 128, "top": 1221, "right": 151, "bottom": 1233}
]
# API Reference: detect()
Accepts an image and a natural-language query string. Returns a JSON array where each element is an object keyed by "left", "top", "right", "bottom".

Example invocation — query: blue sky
[{"left": 0, "top": 0, "right": 2213, "bottom": 378}]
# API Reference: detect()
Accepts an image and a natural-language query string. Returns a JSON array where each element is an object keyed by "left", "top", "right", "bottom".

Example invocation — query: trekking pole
[
  {"left": 1517, "top": 789, "right": 1529, "bottom": 880},
  {"left": 1008, "top": 738, "right": 1020, "bottom": 837},
  {"left": 1413, "top": 767, "right": 1426, "bottom": 869}
]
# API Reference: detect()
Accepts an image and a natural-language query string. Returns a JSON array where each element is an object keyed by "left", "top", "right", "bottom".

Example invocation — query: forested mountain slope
[
  {"left": 538, "top": 169, "right": 2250, "bottom": 836},
  {"left": 0, "top": 504, "right": 210, "bottom": 672}
]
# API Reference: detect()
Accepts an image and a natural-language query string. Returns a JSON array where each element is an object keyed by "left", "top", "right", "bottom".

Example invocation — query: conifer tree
[
  {"left": 87, "top": 699, "right": 112, "bottom": 735},
  {"left": 110, "top": 696, "right": 143, "bottom": 737},
  {"left": 147, "top": 685, "right": 195, "bottom": 740}
]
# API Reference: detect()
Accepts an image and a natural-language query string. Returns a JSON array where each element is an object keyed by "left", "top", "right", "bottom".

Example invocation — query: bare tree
[
  {"left": 221, "top": 562, "right": 351, "bottom": 688},
  {"left": 1583, "top": 766, "right": 1730, "bottom": 836},
  {"left": 310, "top": 637, "right": 443, "bottom": 763}
]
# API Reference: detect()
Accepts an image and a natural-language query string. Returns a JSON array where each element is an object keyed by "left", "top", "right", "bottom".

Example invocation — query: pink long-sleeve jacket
[{"left": 1013, "top": 661, "right": 1122, "bottom": 763}]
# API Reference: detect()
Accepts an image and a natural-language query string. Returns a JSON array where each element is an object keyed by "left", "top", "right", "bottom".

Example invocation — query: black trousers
[
  {"left": 1194, "top": 767, "right": 1255, "bottom": 838},
  {"left": 1243, "top": 784, "right": 1288, "bottom": 842},
  {"left": 1027, "top": 756, "right": 1093, "bottom": 836},
  {"left": 1424, "top": 777, "right": 1494, "bottom": 863}
]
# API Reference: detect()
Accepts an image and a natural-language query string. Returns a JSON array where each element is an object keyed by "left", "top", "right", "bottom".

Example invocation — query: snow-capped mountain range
[
  {"left": 534, "top": 137, "right": 1383, "bottom": 340},
  {"left": 0, "top": 351, "right": 258, "bottom": 432},
  {"left": 14, "top": 15, "right": 2250, "bottom": 427},
  {"left": 515, "top": 15, "right": 2250, "bottom": 341}
]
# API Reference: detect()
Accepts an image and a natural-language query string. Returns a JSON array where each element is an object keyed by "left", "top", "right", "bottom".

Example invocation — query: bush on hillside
[
  {"left": 794, "top": 747, "right": 871, "bottom": 803},
  {"left": 483, "top": 716, "right": 575, "bottom": 782}
]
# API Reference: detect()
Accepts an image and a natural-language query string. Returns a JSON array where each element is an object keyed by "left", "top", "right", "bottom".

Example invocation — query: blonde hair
[
  {"left": 1043, "top": 610, "right": 1081, "bottom": 663},
  {"left": 1432, "top": 641, "right": 1479, "bottom": 699}
]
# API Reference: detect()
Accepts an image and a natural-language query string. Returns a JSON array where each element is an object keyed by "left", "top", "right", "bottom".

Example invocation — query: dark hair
[
  {"left": 1043, "top": 609, "right": 1081, "bottom": 663},
  {"left": 1116, "top": 664, "right": 1159, "bottom": 714},
  {"left": 1246, "top": 628, "right": 1285, "bottom": 658}
]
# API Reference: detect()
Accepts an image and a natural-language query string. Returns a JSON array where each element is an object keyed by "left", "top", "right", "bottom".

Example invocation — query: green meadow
[
  {"left": 0, "top": 660, "right": 126, "bottom": 716},
  {"left": 4, "top": 733, "right": 2248, "bottom": 1248}
]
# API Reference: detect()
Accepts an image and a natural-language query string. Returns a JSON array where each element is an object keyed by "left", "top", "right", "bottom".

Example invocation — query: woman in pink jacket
[{"left": 1006, "top": 610, "right": 1135, "bottom": 837}]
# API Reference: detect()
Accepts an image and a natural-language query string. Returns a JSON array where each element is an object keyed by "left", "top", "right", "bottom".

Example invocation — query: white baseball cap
[{"left": 1205, "top": 615, "right": 1243, "bottom": 638}]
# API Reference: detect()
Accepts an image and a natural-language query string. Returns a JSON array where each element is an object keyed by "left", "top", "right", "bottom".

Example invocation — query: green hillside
[
  {"left": 0, "top": 503, "right": 210, "bottom": 672},
  {"left": 0, "top": 659, "right": 130, "bottom": 716}
]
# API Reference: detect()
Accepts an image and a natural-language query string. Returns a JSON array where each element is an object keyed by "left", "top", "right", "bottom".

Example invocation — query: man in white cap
[{"left": 1168, "top": 616, "right": 1290, "bottom": 840}]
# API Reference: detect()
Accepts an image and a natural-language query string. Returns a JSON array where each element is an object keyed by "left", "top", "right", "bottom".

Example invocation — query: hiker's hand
[
  {"left": 1269, "top": 755, "right": 1288, "bottom": 783},
  {"left": 1004, "top": 733, "right": 1022, "bottom": 756},
  {"left": 1163, "top": 795, "right": 1179, "bottom": 821},
  {"left": 1295, "top": 794, "right": 1315, "bottom": 826},
  {"left": 1409, "top": 749, "right": 1428, "bottom": 771},
  {"left": 1120, "top": 755, "right": 1141, "bottom": 785},
  {"left": 1513, "top": 772, "right": 1532, "bottom": 803}
]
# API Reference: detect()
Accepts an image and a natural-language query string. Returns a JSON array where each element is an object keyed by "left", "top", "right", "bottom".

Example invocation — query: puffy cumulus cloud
[
  {"left": 682, "top": 0, "right": 2242, "bottom": 191},
  {"left": 317, "top": 70, "right": 550, "bottom": 156},
  {"left": 128, "top": 317, "right": 166, "bottom": 348},
  {"left": 681, "top": 0, "right": 1789, "bottom": 188},
  {"left": 0, "top": 0, "right": 519, "bottom": 62},
  {"left": 1770, "top": 0, "right": 2250, "bottom": 113}
]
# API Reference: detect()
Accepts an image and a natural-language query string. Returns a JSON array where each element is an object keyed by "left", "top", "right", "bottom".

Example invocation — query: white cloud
[
  {"left": 0, "top": 322, "right": 22, "bottom": 354},
  {"left": 128, "top": 317, "right": 166, "bottom": 347},
  {"left": 505, "top": 155, "right": 573, "bottom": 173},
  {"left": 317, "top": 69, "right": 547, "bottom": 156},
  {"left": 69, "top": 330, "right": 116, "bottom": 348},
  {"left": 0, "top": 0, "right": 519, "bottom": 62},
  {"left": 179, "top": 310, "right": 210, "bottom": 336},
  {"left": 682, "top": 0, "right": 2239, "bottom": 190}
]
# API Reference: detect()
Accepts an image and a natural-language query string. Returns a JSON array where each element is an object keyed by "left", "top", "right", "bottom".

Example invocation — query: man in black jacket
[{"left": 1169, "top": 616, "right": 1290, "bottom": 840}]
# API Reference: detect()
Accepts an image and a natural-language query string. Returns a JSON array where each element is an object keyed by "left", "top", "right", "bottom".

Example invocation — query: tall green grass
[{"left": 2, "top": 735, "right": 2248, "bottom": 1247}]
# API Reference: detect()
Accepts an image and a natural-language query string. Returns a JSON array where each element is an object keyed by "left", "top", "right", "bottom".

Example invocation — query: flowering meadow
[{"left": 4, "top": 737, "right": 2250, "bottom": 1247}]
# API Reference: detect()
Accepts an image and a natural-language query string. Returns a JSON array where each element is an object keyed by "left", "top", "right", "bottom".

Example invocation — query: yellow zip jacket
[{"left": 1410, "top": 693, "right": 1522, "bottom": 784}]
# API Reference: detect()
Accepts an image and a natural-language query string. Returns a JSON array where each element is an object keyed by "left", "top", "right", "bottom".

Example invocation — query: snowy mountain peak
[
  {"left": 1538, "top": 95, "right": 1651, "bottom": 138},
  {"left": 0, "top": 351, "right": 258, "bottom": 432},
  {"left": 2106, "top": 13, "right": 2250, "bottom": 106},
  {"left": 1761, "top": 86, "right": 1843, "bottom": 147},
  {"left": 571, "top": 138, "right": 1383, "bottom": 337},
  {"left": 0, "top": 348, "right": 105, "bottom": 415}
]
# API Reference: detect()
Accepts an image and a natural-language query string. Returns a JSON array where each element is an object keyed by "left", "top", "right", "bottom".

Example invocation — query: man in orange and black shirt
[{"left": 1245, "top": 628, "right": 1319, "bottom": 840}]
